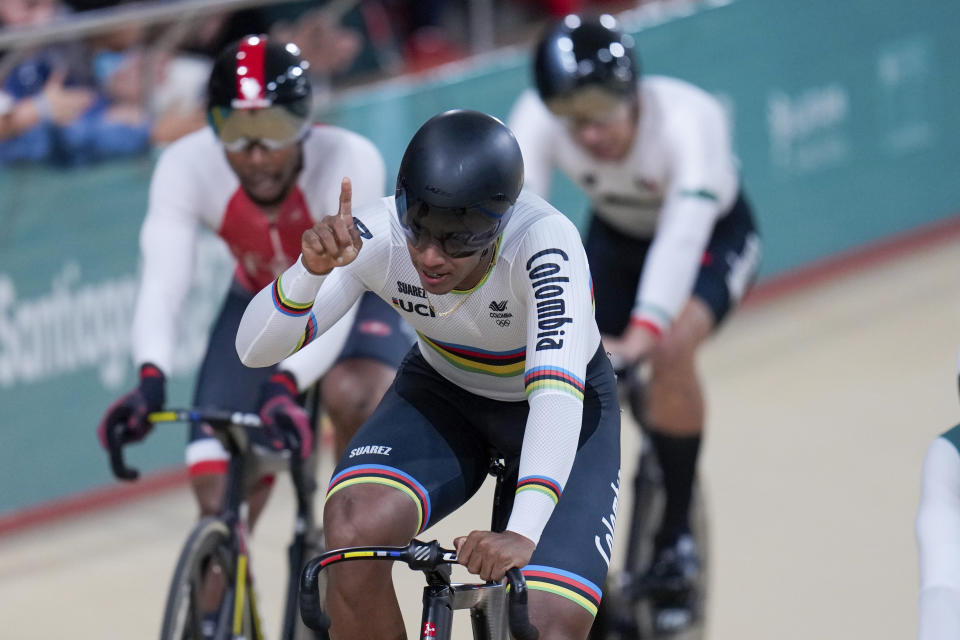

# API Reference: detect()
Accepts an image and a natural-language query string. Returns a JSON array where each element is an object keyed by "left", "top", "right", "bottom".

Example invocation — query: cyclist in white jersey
[
  {"left": 236, "top": 110, "right": 622, "bottom": 639},
  {"left": 508, "top": 14, "right": 762, "bottom": 615},
  {"left": 97, "top": 37, "right": 410, "bottom": 531},
  {"left": 916, "top": 354, "right": 960, "bottom": 640}
]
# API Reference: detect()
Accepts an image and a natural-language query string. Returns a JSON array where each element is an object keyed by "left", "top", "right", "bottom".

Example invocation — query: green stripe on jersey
[{"left": 678, "top": 188, "right": 719, "bottom": 202}]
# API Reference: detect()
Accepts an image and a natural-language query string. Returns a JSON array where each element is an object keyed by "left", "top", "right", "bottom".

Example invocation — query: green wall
[
  {"left": 324, "top": 0, "right": 960, "bottom": 276},
  {"left": 1, "top": 0, "right": 958, "bottom": 513}
]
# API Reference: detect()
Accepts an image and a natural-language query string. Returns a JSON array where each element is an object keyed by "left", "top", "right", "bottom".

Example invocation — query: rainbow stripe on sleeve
[
  {"left": 524, "top": 366, "right": 585, "bottom": 401},
  {"left": 516, "top": 475, "right": 562, "bottom": 505},
  {"left": 326, "top": 464, "right": 431, "bottom": 533},
  {"left": 522, "top": 565, "right": 602, "bottom": 616},
  {"left": 271, "top": 277, "right": 313, "bottom": 317},
  {"left": 290, "top": 312, "right": 318, "bottom": 354}
]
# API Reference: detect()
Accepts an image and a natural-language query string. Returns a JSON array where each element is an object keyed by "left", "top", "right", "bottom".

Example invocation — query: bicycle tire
[
  {"left": 159, "top": 517, "right": 255, "bottom": 640},
  {"left": 630, "top": 459, "right": 710, "bottom": 640},
  {"left": 590, "top": 447, "right": 710, "bottom": 640},
  {"left": 589, "top": 446, "right": 662, "bottom": 640}
]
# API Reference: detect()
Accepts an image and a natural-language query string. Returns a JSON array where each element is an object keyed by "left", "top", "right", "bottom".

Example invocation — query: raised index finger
[{"left": 338, "top": 177, "right": 352, "bottom": 222}]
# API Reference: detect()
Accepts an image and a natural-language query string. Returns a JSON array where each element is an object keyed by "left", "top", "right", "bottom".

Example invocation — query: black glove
[
  {"left": 257, "top": 370, "right": 313, "bottom": 460},
  {"left": 97, "top": 363, "right": 166, "bottom": 449}
]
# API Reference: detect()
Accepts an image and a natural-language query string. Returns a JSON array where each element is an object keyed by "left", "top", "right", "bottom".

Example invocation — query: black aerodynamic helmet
[
  {"left": 395, "top": 110, "right": 524, "bottom": 258},
  {"left": 207, "top": 35, "right": 313, "bottom": 151},
  {"left": 534, "top": 14, "right": 639, "bottom": 115}
]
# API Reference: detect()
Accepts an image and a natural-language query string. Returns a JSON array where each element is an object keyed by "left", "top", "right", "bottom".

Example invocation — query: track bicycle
[
  {"left": 298, "top": 459, "right": 540, "bottom": 640},
  {"left": 105, "top": 407, "right": 325, "bottom": 640},
  {"left": 590, "top": 364, "right": 709, "bottom": 640}
]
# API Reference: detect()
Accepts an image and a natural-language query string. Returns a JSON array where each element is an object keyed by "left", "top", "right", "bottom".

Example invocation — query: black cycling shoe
[{"left": 640, "top": 534, "right": 700, "bottom": 634}]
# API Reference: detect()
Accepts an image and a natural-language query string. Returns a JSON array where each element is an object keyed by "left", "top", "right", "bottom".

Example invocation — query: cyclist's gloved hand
[
  {"left": 257, "top": 370, "right": 313, "bottom": 460},
  {"left": 97, "top": 363, "right": 166, "bottom": 449}
]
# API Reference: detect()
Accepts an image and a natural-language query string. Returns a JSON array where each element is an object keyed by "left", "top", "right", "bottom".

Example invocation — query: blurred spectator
[
  {"left": 271, "top": 6, "right": 362, "bottom": 78},
  {"left": 384, "top": 0, "right": 465, "bottom": 73},
  {"left": 0, "top": 0, "right": 206, "bottom": 166},
  {"left": 0, "top": 0, "right": 675, "bottom": 167},
  {"left": 0, "top": 0, "right": 96, "bottom": 145},
  {"left": 85, "top": 24, "right": 208, "bottom": 145}
]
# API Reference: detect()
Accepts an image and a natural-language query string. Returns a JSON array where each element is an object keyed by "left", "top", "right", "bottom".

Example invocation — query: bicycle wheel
[
  {"left": 630, "top": 451, "right": 710, "bottom": 640},
  {"left": 589, "top": 445, "right": 663, "bottom": 640},
  {"left": 590, "top": 442, "right": 710, "bottom": 640},
  {"left": 159, "top": 517, "right": 257, "bottom": 640}
]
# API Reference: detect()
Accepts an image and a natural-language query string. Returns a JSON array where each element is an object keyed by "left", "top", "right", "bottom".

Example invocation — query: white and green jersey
[
  {"left": 236, "top": 190, "right": 602, "bottom": 543},
  {"left": 508, "top": 76, "right": 740, "bottom": 333}
]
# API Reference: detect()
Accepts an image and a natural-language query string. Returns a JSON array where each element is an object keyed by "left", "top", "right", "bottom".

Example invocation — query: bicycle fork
[{"left": 230, "top": 507, "right": 265, "bottom": 640}]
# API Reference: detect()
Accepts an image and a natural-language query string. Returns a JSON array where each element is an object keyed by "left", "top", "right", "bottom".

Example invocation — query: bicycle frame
[
  {"left": 107, "top": 407, "right": 320, "bottom": 640},
  {"left": 421, "top": 570, "right": 512, "bottom": 640},
  {"left": 214, "top": 415, "right": 321, "bottom": 640},
  {"left": 297, "top": 457, "right": 537, "bottom": 640}
]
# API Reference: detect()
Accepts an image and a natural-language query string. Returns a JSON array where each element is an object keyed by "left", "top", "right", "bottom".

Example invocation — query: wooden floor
[{"left": 2, "top": 237, "right": 958, "bottom": 639}]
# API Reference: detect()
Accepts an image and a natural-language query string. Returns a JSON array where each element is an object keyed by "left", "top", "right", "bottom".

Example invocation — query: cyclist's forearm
[
  {"left": 634, "top": 195, "right": 716, "bottom": 332},
  {"left": 236, "top": 257, "right": 327, "bottom": 367},
  {"left": 505, "top": 393, "right": 583, "bottom": 544},
  {"left": 131, "top": 216, "right": 198, "bottom": 374}
]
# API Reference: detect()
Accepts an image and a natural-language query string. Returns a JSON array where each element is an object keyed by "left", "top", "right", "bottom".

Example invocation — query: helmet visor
[
  {"left": 396, "top": 190, "right": 508, "bottom": 258},
  {"left": 543, "top": 85, "right": 629, "bottom": 119},
  {"left": 209, "top": 105, "right": 311, "bottom": 151}
]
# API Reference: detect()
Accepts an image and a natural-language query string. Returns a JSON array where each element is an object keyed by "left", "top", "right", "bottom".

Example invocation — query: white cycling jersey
[
  {"left": 130, "top": 125, "right": 386, "bottom": 388},
  {"left": 507, "top": 76, "right": 740, "bottom": 333},
  {"left": 917, "top": 424, "right": 960, "bottom": 640},
  {"left": 236, "top": 190, "right": 602, "bottom": 544}
]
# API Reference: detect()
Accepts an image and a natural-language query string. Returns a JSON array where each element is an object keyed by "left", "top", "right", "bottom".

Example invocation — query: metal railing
[{"left": 0, "top": 0, "right": 360, "bottom": 51}]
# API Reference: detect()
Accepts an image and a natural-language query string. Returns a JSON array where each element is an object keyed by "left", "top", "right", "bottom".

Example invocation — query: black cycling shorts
[
  {"left": 327, "top": 344, "right": 621, "bottom": 617},
  {"left": 585, "top": 190, "right": 761, "bottom": 335}
]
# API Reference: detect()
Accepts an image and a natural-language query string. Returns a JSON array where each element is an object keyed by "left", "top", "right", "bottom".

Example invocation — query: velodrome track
[{"left": 1, "top": 225, "right": 959, "bottom": 639}]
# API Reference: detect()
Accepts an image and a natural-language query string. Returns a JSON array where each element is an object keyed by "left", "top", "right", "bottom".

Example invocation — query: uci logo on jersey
[
  {"left": 392, "top": 297, "right": 436, "bottom": 317},
  {"left": 526, "top": 248, "right": 573, "bottom": 351}
]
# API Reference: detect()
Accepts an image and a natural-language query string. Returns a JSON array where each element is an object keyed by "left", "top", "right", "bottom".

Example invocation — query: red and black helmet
[{"left": 207, "top": 35, "right": 314, "bottom": 150}]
